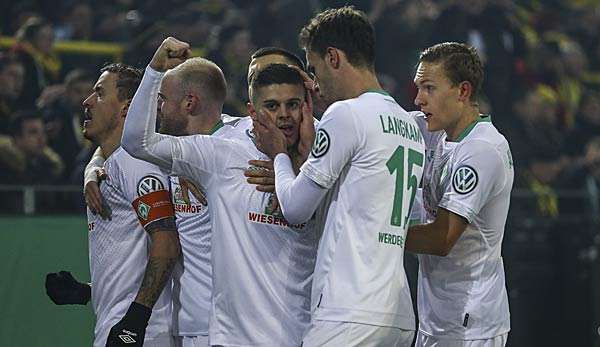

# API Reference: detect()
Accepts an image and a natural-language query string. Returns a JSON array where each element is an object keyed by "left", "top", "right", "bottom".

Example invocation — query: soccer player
[
  {"left": 121, "top": 37, "right": 318, "bottom": 346},
  {"left": 407, "top": 42, "right": 513, "bottom": 346},
  {"left": 83, "top": 46, "right": 311, "bottom": 347},
  {"left": 251, "top": 6, "right": 424, "bottom": 346},
  {"left": 45, "top": 63, "right": 179, "bottom": 347}
]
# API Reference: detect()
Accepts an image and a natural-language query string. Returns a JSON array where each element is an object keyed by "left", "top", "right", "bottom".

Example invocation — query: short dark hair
[
  {"left": 250, "top": 64, "right": 304, "bottom": 101},
  {"left": 11, "top": 109, "right": 42, "bottom": 137},
  {"left": 100, "top": 63, "right": 143, "bottom": 102},
  {"left": 299, "top": 6, "right": 375, "bottom": 69},
  {"left": 251, "top": 47, "right": 306, "bottom": 71},
  {"left": 418, "top": 42, "right": 484, "bottom": 101}
]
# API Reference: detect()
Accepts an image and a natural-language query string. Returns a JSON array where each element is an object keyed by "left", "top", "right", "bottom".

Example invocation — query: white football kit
[
  {"left": 122, "top": 66, "right": 318, "bottom": 346},
  {"left": 413, "top": 113, "right": 512, "bottom": 343},
  {"left": 274, "top": 91, "right": 425, "bottom": 344},
  {"left": 87, "top": 147, "right": 172, "bottom": 347}
]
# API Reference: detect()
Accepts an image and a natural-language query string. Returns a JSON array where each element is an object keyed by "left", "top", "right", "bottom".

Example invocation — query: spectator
[
  {"left": 0, "top": 54, "right": 25, "bottom": 134},
  {"left": 41, "top": 69, "right": 94, "bottom": 182},
  {"left": 11, "top": 16, "right": 61, "bottom": 106},
  {"left": 0, "top": 110, "right": 64, "bottom": 185}
]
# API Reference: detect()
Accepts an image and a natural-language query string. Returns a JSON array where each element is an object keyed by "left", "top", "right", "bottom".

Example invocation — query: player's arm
[
  {"left": 253, "top": 102, "right": 355, "bottom": 224},
  {"left": 121, "top": 37, "right": 191, "bottom": 171},
  {"left": 106, "top": 187, "right": 180, "bottom": 346},
  {"left": 84, "top": 146, "right": 111, "bottom": 219},
  {"left": 405, "top": 208, "right": 468, "bottom": 256}
]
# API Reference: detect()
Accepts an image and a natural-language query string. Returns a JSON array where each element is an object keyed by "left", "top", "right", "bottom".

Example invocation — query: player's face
[
  {"left": 413, "top": 62, "right": 462, "bottom": 132},
  {"left": 306, "top": 50, "right": 335, "bottom": 105},
  {"left": 158, "top": 73, "right": 188, "bottom": 136},
  {"left": 247, "top": 54, "right": 294, "bottom": 84},
  {"left": 82, "top": 72, "right": 123, "bottom": 142},
  {"left": 253, "top": 83, "right": 305, "bottom": 147}
]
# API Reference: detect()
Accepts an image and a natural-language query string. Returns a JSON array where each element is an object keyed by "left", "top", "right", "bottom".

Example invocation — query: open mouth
[
  {"left": 423, "top": 111, "right": 433, "bottom": 120},
  {"left": 83, "top": 109, "right": 93, "bottom": 127},
  {"left": 278, "top": 124, "right": 295, "bottom": 137}
]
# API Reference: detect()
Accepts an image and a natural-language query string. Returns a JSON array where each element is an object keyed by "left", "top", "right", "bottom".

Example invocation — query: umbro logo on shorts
[
  {"left": 311, "top": 129, "right": 330, "bottom": 158},
  {"left": 452, "top": 165, "right": 478, "bottom": 194},
  {"left": 118, "top": 330, "right": 137, "bottom": 344},
  {"left": 137, "top": 175, "right": 165, "bottom": 196}
]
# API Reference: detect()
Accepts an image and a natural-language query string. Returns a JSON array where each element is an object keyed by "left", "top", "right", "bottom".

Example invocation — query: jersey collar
[
  {"left": 454, "top": 114, "right": 492, "bottom": 142},
  {"left": 208, "top": 120, "right": 224, "bottom": 135},
  {"left": 364, "top": 88, "right": 391, "bottom": 97}
]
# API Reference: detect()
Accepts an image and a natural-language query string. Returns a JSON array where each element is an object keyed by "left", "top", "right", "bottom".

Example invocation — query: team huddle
[{"left": 44, "top": 6, "right": 513, "bottom": 347}]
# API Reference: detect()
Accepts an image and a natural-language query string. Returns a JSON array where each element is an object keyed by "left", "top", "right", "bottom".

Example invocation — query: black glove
[
  {"left": 45, "top": 271, "right": 91, "bottom": 305},
  {"left": 106, "top": 302, "right": 152, "bottom": 346}
]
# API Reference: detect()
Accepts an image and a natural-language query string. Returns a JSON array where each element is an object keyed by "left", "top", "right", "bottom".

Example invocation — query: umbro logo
[
  {"left": 118, "top": 329, "right": 137, "bottom": 344},
  {"left": 137, "top": 175, "right": 164, "bottom": 196},
  {"left": 311, "top": 129, "right": 330, "bottom": 158},
  {"left": 452, "top": 165, "right": 478, "bottom": 194}
]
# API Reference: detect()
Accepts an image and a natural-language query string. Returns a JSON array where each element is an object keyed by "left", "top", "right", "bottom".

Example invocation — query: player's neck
[
  {"left": 99, "top": 132, "right": 122, "bottom": 158},
  {"left": 445, "top": 107, "right": 480, "bottom": 142},
  {"left": 343, "top": 68, "right": 383, "bottom": 100},
  {"left": 187, "top": 113, "right": 222, "bottom": 135}
]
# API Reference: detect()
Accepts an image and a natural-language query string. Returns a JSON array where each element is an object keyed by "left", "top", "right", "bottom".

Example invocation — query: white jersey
[
  {"left": 88, "top": 147, "right": 171, "bottom": 346},
  {"left": 414, "top": 113, "right": 513, "bottom": 339},
  {"left": 171, "top": 121, "right": 317, "bottom": 346},
  {"left": 301, "top": 91, "right": 424, "bottom": 330},
  {"left": 169, "top": 116, "right": 239, "bottom": 337}
]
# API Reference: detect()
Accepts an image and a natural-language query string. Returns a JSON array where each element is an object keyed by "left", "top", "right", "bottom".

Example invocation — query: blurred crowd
[{"left": 0, "top": 0, "right": 599, "bottom": 216}]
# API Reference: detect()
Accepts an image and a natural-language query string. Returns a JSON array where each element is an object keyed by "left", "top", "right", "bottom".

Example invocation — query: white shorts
[
  {"left": 174, "top": 335, "right": 209, "bottom": 347},
  {"left": 415, "top": 331, "right": 508, "bottom": 347},
  {"left": 143, "top": 332, "right": 176, "bottom": 347},
  {"left": 302, "top": 320, "right": 415, "bottom": 347}
]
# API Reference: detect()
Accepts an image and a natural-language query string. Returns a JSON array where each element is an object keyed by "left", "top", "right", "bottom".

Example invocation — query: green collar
[
  {"left": 208, "top": 120, "right": 224, "bottom": 135},
  {"left": 454, "top": 114, "right": 492, "bottom": 142},
  {"left": 365, "top": 88, "right": 391, "bottom": 97}
]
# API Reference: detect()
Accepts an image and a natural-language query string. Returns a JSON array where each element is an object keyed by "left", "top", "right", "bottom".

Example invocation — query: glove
[
  {"left": 45, "top": 271, "right": 91, "bottom": 305},
  {"left": 105, "top": 302, "right": 152, "bottom": 346}
]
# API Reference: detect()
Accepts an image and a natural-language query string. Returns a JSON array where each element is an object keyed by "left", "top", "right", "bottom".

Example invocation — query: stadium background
[{"left": 0, "top": 0, "right": 599, "bottom": 346}]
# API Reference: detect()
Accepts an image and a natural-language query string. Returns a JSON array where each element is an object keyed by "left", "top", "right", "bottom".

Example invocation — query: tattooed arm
[{"left": 135, "top": 216, "right": 180, "bottom": 307}]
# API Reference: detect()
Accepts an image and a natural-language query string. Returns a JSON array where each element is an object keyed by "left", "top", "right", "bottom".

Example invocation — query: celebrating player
[
  {"left": 46, "top": 63, "right": 179, "bottom": 346},
  {"left": 252, "top": 6, "right": 424, "bottom": 346},
  {"left": 407, "top": 42, "right": 513, "bottom": 347},
  {"left": 121, "top": 37, "right": 318, "bottom": 346}
]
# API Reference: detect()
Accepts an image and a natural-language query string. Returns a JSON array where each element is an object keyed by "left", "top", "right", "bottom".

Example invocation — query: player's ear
[
  {"left": 247, "top": 101, "right": 257, "bottom": 120},
  {"left": 119, "top": 100, "right": 132, "bottom": 118},
  {"left": 326, "top": 47, "right": 340, "bottom": 69},
  {"left": 185, "top": 93, "right": 199, "bottom": 115},
  {"left": 457, "top": 81, "right": 472, "bottom": 103}
]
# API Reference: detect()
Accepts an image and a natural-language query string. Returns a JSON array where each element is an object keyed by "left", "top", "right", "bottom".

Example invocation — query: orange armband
[{"left": 132, "top": 189, "right": 175, "bottom": 227}]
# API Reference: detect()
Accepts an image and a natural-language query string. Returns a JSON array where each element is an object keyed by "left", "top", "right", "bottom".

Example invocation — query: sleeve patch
[
  {"left": 137, "top": 175, "right": 165, "bottom": 196},
  {"left": 311, "top": 129, "right": 330, "bottom": 158},
  {"left": 132, "top": 190, "right": 175, "bottom": 227},
  {"left": 452, "top": 165, "right": 478, "bottom": 194}
]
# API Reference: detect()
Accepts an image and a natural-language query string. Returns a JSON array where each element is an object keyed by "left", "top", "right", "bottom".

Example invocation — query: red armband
[{"left": 132, "top": 189, "right": 175, "bottom": 227}]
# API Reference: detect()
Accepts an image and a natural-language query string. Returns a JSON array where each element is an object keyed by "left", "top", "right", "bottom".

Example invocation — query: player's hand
[
  {"left": 179, "top": 177, "right": 207, "bottom": 206},
  {"left": 297, "top": 100, "right": 315, "bottom": 163},
  {"left": 288, "top": 64, "right": 328, "bottom": 117},
  {"left": 245, "top": 160, "right": 275, "bottom": 192},
  {"left": 45, "top": 271, "right": 91, "bottom": 305},
  {"left": 252, "top": 110, "right": 288, "bottom": 159},
  {"left": 149, "top": 37, "right": 192, "bottom": 72},
  {"left": 85, "top": 169, "right": 111, "bottom": 220},
  {"left": 106, "top": 302, "right": 151, "bottom": 346}
]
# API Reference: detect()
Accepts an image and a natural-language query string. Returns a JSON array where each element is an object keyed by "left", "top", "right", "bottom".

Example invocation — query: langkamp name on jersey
[
  {"left": 247, "top": 212, "right": 307, "bottom": 230},
  {"left": 379, "top": 114, "right": 423, "bottom": 144}
]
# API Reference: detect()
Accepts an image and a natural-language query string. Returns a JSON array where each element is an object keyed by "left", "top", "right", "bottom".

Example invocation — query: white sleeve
[
  {"left": 438, "top": 140, "right": 507, "bottom": 223},
  {"left": 273, "top": 153, "right": 328, "bottom": 225},
  {"left": 83, "top": 146, "right": 104, "bottom": 188},
  {"left": 300, "top": 102, "right": 358, "bottom": 188},
  {"left": 122, "top": 66, "right": 177, "bottom": 171}
]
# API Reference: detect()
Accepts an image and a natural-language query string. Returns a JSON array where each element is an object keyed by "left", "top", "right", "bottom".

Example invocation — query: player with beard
[{"left": 45, "top": 63, "right": 179, "bottom": 347}]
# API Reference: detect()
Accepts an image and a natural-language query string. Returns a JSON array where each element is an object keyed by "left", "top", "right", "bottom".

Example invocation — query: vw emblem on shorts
[
  {"left": 311, "top": 129, "right": 330, "bottom": 158},
  {"left": 452, "top": 165, "right": 478, "bottom": 194},
  {"left": 137, "top": 175, "right": 165, "bottom": 196}
]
